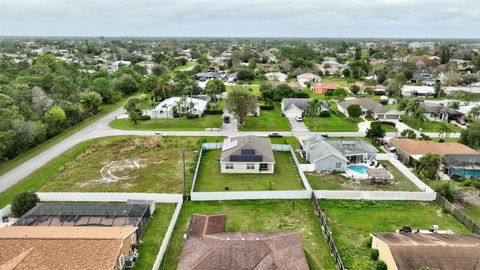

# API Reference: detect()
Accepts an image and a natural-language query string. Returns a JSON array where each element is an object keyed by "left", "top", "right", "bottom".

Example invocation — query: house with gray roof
[
  {"left": 303, "top": 135, "right": 378, "bottom": 172},
  {"left": 420, "top": 102, "right": 463, "bottom": 122},
  {"left": 220, "top": 136, "right": 275, "bottom": 174},
  {"left": 281, "top": 98, "right": 327, "bottom": 118},
  {"left": 338, "top": 98, "right": 400, "bottom": 121}
]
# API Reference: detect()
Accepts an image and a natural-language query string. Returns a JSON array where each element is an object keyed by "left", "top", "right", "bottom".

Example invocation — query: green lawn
[
  {"left": 306, "top": 161, "right": 420, "bottom": 191},
  {"left": 110, "top": 115, "right": 223, "bottom": 131},
  {"left": 461, "top": 203, "right": 480, "bottom": 224},
  {"left": 161, "top": 200, "right": 336, "bottom": 270},
  {"left": 0, "top": 136, "right": 223, "bottom": 208},
  {"left": 321, "top": 200, "right": 471, "bottom": 270},
  {"left": 400, "top": 115, "right": 462, "bottom": 132},
  {"left": 194, "top": 150, "right": 304, "bottom": 191},
  {"left": 304, "top": 114, "right": 362, "bottom": 132},
  {"left": 381, "top": 123, "right": 398, "bottom": 132},
  {"left": 134, "top": 203, "right": 176, "bottom": 269},
  {"left": 175, "top": 61, "right": 196, "bottom": 71},
  {"left": 0, "top": 96, "right": 129, "bottom": 178},
  {"left": 269, "top": 136, "right": 307, "bottom": 164},
  {"left": 241, "top": 105, "right": 291, "bottom": 131},
  {"left": 226, "top": 84, "right": 261, "bottom": 96}
]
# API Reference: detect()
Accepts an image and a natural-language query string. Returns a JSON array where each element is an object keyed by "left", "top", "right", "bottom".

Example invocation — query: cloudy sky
[{"left": 0, "top": 0, "right": 479, "bottom": 38}]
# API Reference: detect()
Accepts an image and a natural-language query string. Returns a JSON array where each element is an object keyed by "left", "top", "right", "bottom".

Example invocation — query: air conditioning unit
[{"left": 124, "top": 256, "right": 135, "bottom": 269}]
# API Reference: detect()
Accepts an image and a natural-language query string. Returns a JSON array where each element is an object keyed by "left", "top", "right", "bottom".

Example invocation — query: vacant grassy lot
[
  {"left": 400, "top": 115, "right": 462, "bottom": 132},
  {"left": 194, "top": 150, "right": 304, "bottom": 191},
  {"left": 306, "top": 161, "right": 420, "bottom": 191},
  {"left": 226, "top": 84, "right": 261, "bottom": 96},
  {"left": 304, "top": 114, "right": 362, "bottom": 132},
  {"left": 161, "top": 200, "right": 336, "bottom": 270},
  {"left": 320, "top": 200, "right": 470, "bottom": 270},
  {"left": 241, "top": 105, "right": 291, "bottom": 131},
  {"left": 134, "top": 203, "right": 176, "bottom": 269},
  {"left": 0, "top": 136, "right": 224, "bottom": 207},
  {"left": 175, "top": 61, "right": 196, "bottom": 71},
  {"left": 110, "top": 115, "right": 223, "bottom": 131}
]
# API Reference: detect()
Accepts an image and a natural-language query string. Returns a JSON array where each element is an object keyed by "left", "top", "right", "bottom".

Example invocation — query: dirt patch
[{"left": 456, "top": 189, "right": 480, "bottom": 206}]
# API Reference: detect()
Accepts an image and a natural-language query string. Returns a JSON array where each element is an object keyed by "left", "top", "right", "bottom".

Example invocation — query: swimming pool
[{"left": 347, "top": 165, "right": 369, "bottom": 174}]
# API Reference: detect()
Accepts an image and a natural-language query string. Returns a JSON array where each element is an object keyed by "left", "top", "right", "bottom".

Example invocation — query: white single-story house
[
  {"left": 265, "top": 72, "right": 287, "bottom": 82},
  {"left": 337, "top": 98, "right": 401, "bottom": 121},
  {"left": 297, "top": 73, "right": 321, "bottom": 87},
  {"left": 303, "top": 135, "right": 378, "bottom": 172},
  {"left": 220, "top": 136, "right": 275, "bottom": 174},
  {"left": 152, "top": 97, "right": 208, "bottom": 119},
  {"left": 281, "top": 98, "right": 327, "bottom": 118},
  {"left": 401, "top": 85, "right": 436, "bottom": 98}
]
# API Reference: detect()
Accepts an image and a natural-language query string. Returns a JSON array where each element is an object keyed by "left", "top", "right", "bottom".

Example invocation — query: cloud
[{"left": 0, "top": 0, "right": 478, "bottom": 37}]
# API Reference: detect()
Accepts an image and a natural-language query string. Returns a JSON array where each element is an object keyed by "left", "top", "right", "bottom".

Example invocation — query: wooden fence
[
  {"left": 311, "top": 193, "right": 345, "bottom": 270},
  {"left": 436, "top": 195, "right": 480, "bottom": 234}
]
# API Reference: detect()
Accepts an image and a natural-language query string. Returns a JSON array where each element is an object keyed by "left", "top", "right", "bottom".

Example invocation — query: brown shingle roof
[
  {"left": 0, "top": 226, "right": 137, "bottom": 270},
  {"left": 390, "top": 139, "right": 480, "bottom": 156},
  {"left": 177, "top": 214, "right": 309, "bottom": 270},
  {"left": 372, "top": 233, "right": 480, "bottom": 270}
]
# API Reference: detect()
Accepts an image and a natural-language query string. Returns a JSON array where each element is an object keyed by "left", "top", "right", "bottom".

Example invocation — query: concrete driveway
[{"left": 288, "top": 117, "right": 309, "bottom": 132}]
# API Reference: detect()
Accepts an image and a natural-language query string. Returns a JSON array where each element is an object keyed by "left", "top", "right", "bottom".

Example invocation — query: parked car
[
  {"left": 455, "top": 118, "right": 466, "bottom": 126},
  {"left": 295, "top": 116, "right": 303, "bottom": 122},
  {"left": 268, "top": 132, "right": 283, "bottom": 138},
  {"left": 153, "top": 131, "right": 167, "bottom": 137},
  {"left": 223, "top": 116, "right": 230, "bottom": 124}
]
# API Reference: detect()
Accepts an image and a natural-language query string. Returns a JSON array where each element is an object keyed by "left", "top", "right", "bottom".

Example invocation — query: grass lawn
[
  {"left": 461, "top": 203, "right": 480, "bottom": 224},
  {"left": 381, "top": 123, "right": 398, "bottom": 132},
  {"left": 134, "top": 203, "right": 176, "bottom": 269},
  {"left": 269, "top": 136, "right": 308, "bottom": 164},
  {"left": 175, "top": 61, "right": 196, "bottom": 71},
  {"left": 241, "top": 104, "right": 291, "bottom": 131},
  {"left": 320, "top": 200, "right": 471, "bottom": 270},
  {"left": 226, "top": 84, "right": 261, "bottom": 96},
  {"left": 400, "top": 115, "right": 462, "bottom": 132},
  {"left": 0, "top": 136, "right": 223, "bottom": 207},
  {"left": 110, "top": 115, "right": 223, "bottom": 131},
  {"left": 161, "top": 200, "right": 336, "bottom": 270},
  {"left": 0, "top": 96, "right": 129, "bottom": 178},
  {"left": 194, "top": 150, "right": 304, "bottom": 191},
  {"left": 304, "top": 114, "right": 362, "bottom": 132},
  {"left": 306, "top": 161, "right": 420, "bottom": 191}
]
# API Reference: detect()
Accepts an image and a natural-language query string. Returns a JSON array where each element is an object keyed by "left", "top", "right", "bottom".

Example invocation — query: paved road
[{"left": 0, "top": 106, "right": 461, "bottom": 193}]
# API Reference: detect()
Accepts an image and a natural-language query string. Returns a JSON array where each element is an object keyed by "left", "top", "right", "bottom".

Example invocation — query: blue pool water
[{"left": 347, "top": 165, "right": 369, "bottom": 174}]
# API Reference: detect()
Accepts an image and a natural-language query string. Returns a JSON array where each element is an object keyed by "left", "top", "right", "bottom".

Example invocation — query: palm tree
[
  {"left": 469, "top": 106, "right": 480, "bottom": 120},
  {"left": 307, "top": 99, "right": 320, "bottom": 116},
  {"left": 155, "top": 77, "right": 172, "bottom": 100},
  {"left": 437, "top": 122, "right": 454, "bottom": 140},
  {"left": 404, "top": 99, "right": 425, "bottom": 129}
]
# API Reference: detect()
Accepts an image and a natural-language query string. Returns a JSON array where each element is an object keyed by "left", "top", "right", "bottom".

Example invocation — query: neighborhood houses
[{"left": 1, "top": 36, "right": 480, "bottom": 270}]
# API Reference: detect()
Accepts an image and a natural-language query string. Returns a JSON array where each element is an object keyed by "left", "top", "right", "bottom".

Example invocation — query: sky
[{"left": 0, "top": 0, "right": 479, "bottom": 38}]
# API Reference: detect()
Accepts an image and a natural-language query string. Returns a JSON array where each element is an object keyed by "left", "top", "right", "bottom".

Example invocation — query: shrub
[
  {"left": 435, "top": 182, "right": 456, "bottom": 201},
  {"left": 140, "top": 115, "right": 151, "bottom": 121},
  {"left": 366, "top": 236, "right": 373, "bottom": 248},
  {"left": 379, "top": 99, "right": 388, "bottom": 105},
  {"left": 11, "top": 191, "right": 40, "bottom": 218},
  {"left": 370, "top": 249, "right": 379, "bottom": 261},
  {"left": 319, "top": 110, "right": 331, "bottom": 117},
  {"left": 347, "top": 104, "right": 362, "bottom": 118},
  {"left": 400, "top": 129, "right": 416, "bottom": 139},
  {"left": 375, "top": 260, "right": 387, "bottom": 270}
]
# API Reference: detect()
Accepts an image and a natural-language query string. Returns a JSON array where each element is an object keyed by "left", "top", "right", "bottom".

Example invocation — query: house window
[
  {"left": 225, "top": 163, "right": 234, "bottom": 170},
  {"left": 247, "top": 163, "right": 255, "bottom": 170},
  {"left": 259, "top": 163, "right": 268, "bottom": 171},
  {"left": 335, "top": 162, "right": 342, "bottom": 169}
]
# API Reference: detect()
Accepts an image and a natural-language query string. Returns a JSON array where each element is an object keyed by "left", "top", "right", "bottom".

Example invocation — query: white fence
[
  {"left": 314, "top": 190, "right": 436, "bottom": 201},
  {"left": 191, "top": 147, "right": 205, "bottom": 194},
  {"left": 299, "top": 164, "right": 316, "bottom": 172},
  {"left": 385, "top": 156, "right": 434, "bottom": 192},
  {"left": 191, "top": 190, "right": 311, "bottom": 201},
  {"left": 202, "top": 142, "right": 223, "bottom": 150},
  {"left": 271, "top": 144, "right": 291, "bottom": 151},
  {"left": 152, "top": 199, "right": 183, "bottom": 270},
  {"left": 36, "top": 192, "right": 183, "bottom": 203}
]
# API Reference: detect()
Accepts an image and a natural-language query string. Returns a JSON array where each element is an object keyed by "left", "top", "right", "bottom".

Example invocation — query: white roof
[
  {"left": 155, "top": 97, "right": 208, "bottom": 112},
  {"left": 401, "top": 85, "right": 435, "bottom": 94}
]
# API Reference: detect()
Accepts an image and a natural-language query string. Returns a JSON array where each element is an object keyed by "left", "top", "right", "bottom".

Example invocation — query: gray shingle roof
[
  {"left": 338, "top": 98, "right": 398, "bottom": 114},
  {"left": 220, "top": 136, "right": 275, "bottom": 163}
]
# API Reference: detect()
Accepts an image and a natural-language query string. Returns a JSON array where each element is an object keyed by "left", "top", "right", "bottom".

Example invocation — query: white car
[
  {"left": 295, "top": 116, "right": 303, "bottom": 122},
  {"left": 153, "top": 131, "right": 167, "bottom": 137}
]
